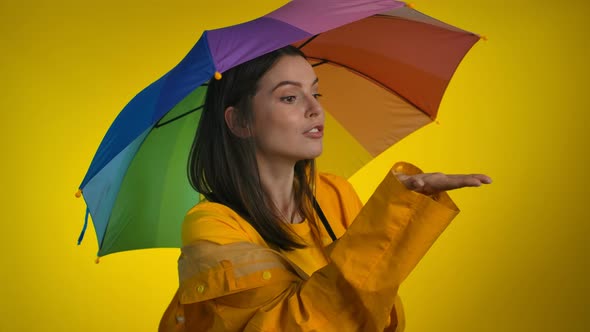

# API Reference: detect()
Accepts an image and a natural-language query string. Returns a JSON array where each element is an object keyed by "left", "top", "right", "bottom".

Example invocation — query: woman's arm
[{"left": 161, "top": 165, "right": 460, "bottom": 332}]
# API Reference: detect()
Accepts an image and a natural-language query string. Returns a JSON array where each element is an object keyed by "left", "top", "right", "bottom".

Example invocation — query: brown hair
[{"left": 187, "top": 46, "right": 324, "bottom": 251}]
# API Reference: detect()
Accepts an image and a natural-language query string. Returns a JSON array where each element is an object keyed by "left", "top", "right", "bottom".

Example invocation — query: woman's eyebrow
[{"left": 271, "top": 77, "right": 319, "bottom": 92}]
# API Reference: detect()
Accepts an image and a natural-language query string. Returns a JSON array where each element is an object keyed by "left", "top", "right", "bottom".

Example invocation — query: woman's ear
[{"left": 224, "top": 106, "right": 251, "bottom": 138}]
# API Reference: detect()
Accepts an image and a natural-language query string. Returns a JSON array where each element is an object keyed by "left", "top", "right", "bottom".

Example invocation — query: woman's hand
[{"left": 396, "top": 172, "right": 492, "bottom": 196}]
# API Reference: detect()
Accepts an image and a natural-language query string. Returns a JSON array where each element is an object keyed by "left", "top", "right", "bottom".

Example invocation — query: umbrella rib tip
[
  {"left": 75, "top": 189, "right": 82, "bottom": 198},
  {"left": 405, "top": 2, "right": 416, "bottom": 9}
]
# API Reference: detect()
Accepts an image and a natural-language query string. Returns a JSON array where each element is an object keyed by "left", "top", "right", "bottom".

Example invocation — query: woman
[{"left": 160, "top": 45, "right": 491, "bottom": 331}]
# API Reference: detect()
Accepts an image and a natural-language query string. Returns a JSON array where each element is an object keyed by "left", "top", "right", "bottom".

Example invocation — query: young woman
[{"left": 160, "top": 46, "right": 492, "bottom": 331}]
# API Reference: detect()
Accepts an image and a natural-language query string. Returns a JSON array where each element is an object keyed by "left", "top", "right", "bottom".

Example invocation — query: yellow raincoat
[{"left": 160, "top": 162, "right": 459, "bottom": 331}]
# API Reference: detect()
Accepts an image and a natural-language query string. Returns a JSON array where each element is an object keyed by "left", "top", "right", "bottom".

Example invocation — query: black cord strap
[{"left": 312, "top": 197, "right": 337, "bottom": 242}]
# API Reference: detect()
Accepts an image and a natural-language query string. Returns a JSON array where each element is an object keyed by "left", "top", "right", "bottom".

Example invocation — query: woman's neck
[{"left": 256, "top": 157, "right": 301, "bottom": 223}]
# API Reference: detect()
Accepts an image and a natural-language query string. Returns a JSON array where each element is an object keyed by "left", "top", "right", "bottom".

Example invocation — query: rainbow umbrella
[{"left": 76, "top": 0, "right": 482, "bottom": 257}]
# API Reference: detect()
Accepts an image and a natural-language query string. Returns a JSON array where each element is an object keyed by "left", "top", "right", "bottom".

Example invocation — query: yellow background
[{"left": 1, "top": 0, "right": 588, "bottom": 331}]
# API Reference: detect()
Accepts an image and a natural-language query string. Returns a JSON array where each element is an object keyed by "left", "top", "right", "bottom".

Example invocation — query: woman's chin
[
  {"left": 296, "top": 150, "right": 322, "bottom": 162},
  {"left": 306, "top": 148, "right": 323, "bottom": 160}
]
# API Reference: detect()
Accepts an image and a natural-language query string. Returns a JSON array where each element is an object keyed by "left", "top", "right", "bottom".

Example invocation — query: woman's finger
[
  {"left": 472, "top": 174, "right": 493, "bottom": 184},
  {"left": 439, "top": 175, "right": 480, "bottom": 190}
]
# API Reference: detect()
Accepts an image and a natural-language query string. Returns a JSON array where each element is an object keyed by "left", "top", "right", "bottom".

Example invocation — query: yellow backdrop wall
[{"left": 1, "top": 1, "right": 588, "bottom": 331}]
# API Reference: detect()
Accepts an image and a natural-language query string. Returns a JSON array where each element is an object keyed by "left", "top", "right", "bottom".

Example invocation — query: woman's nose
[{"left": 305, "top": 95, "right": 323, "bottom": 118}]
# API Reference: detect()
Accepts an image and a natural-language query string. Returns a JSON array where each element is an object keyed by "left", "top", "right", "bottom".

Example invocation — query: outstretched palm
[{"left": 396, "top": 172, "right": 492, "bottom": 196}]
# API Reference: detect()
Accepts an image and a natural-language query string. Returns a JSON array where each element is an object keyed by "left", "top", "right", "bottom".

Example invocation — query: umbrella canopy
[{"left": 77, "top": 0, "right": 481, "bottom": 257}]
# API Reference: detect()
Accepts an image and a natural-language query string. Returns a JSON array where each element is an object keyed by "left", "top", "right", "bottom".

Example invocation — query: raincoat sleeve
[{"left": 160, "top": 162, "right": 459, "bottom": 332}]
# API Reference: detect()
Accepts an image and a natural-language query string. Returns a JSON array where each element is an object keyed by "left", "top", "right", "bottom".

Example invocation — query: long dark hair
[{"left": 187, "top": 45, "right": 323, "bottom": 251}]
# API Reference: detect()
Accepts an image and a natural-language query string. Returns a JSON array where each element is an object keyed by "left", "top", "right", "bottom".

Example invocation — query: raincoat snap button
[
  {"left": 262, "top": 271, "right": 272, "bottom": 280},
  {"left": 197, "top": 284, "right": 205, "bottom": 293}
]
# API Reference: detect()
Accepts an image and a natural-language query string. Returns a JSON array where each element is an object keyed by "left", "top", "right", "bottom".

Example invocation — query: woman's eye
[
  {"left": 280, "top": 96, "right": 296, "bottom": 103},
  {"left": 313, "top": 93, "right": 323, "bottom": 100}
]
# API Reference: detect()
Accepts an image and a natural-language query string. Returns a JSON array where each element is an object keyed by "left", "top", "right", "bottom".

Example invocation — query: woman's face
[{"left": 250, "top": 55, "right": 324, "bottom": 165}]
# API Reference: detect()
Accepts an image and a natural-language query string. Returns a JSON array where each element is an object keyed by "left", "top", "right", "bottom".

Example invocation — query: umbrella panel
[
  {"left": 313, "top": 60, "right": 432, "bottom": 177},
  {"left": 296, "top": 13, "right": 479, "bottom": 119},
  {"left": 99, "top": 87, "right": 206, "bottom": 255}
]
